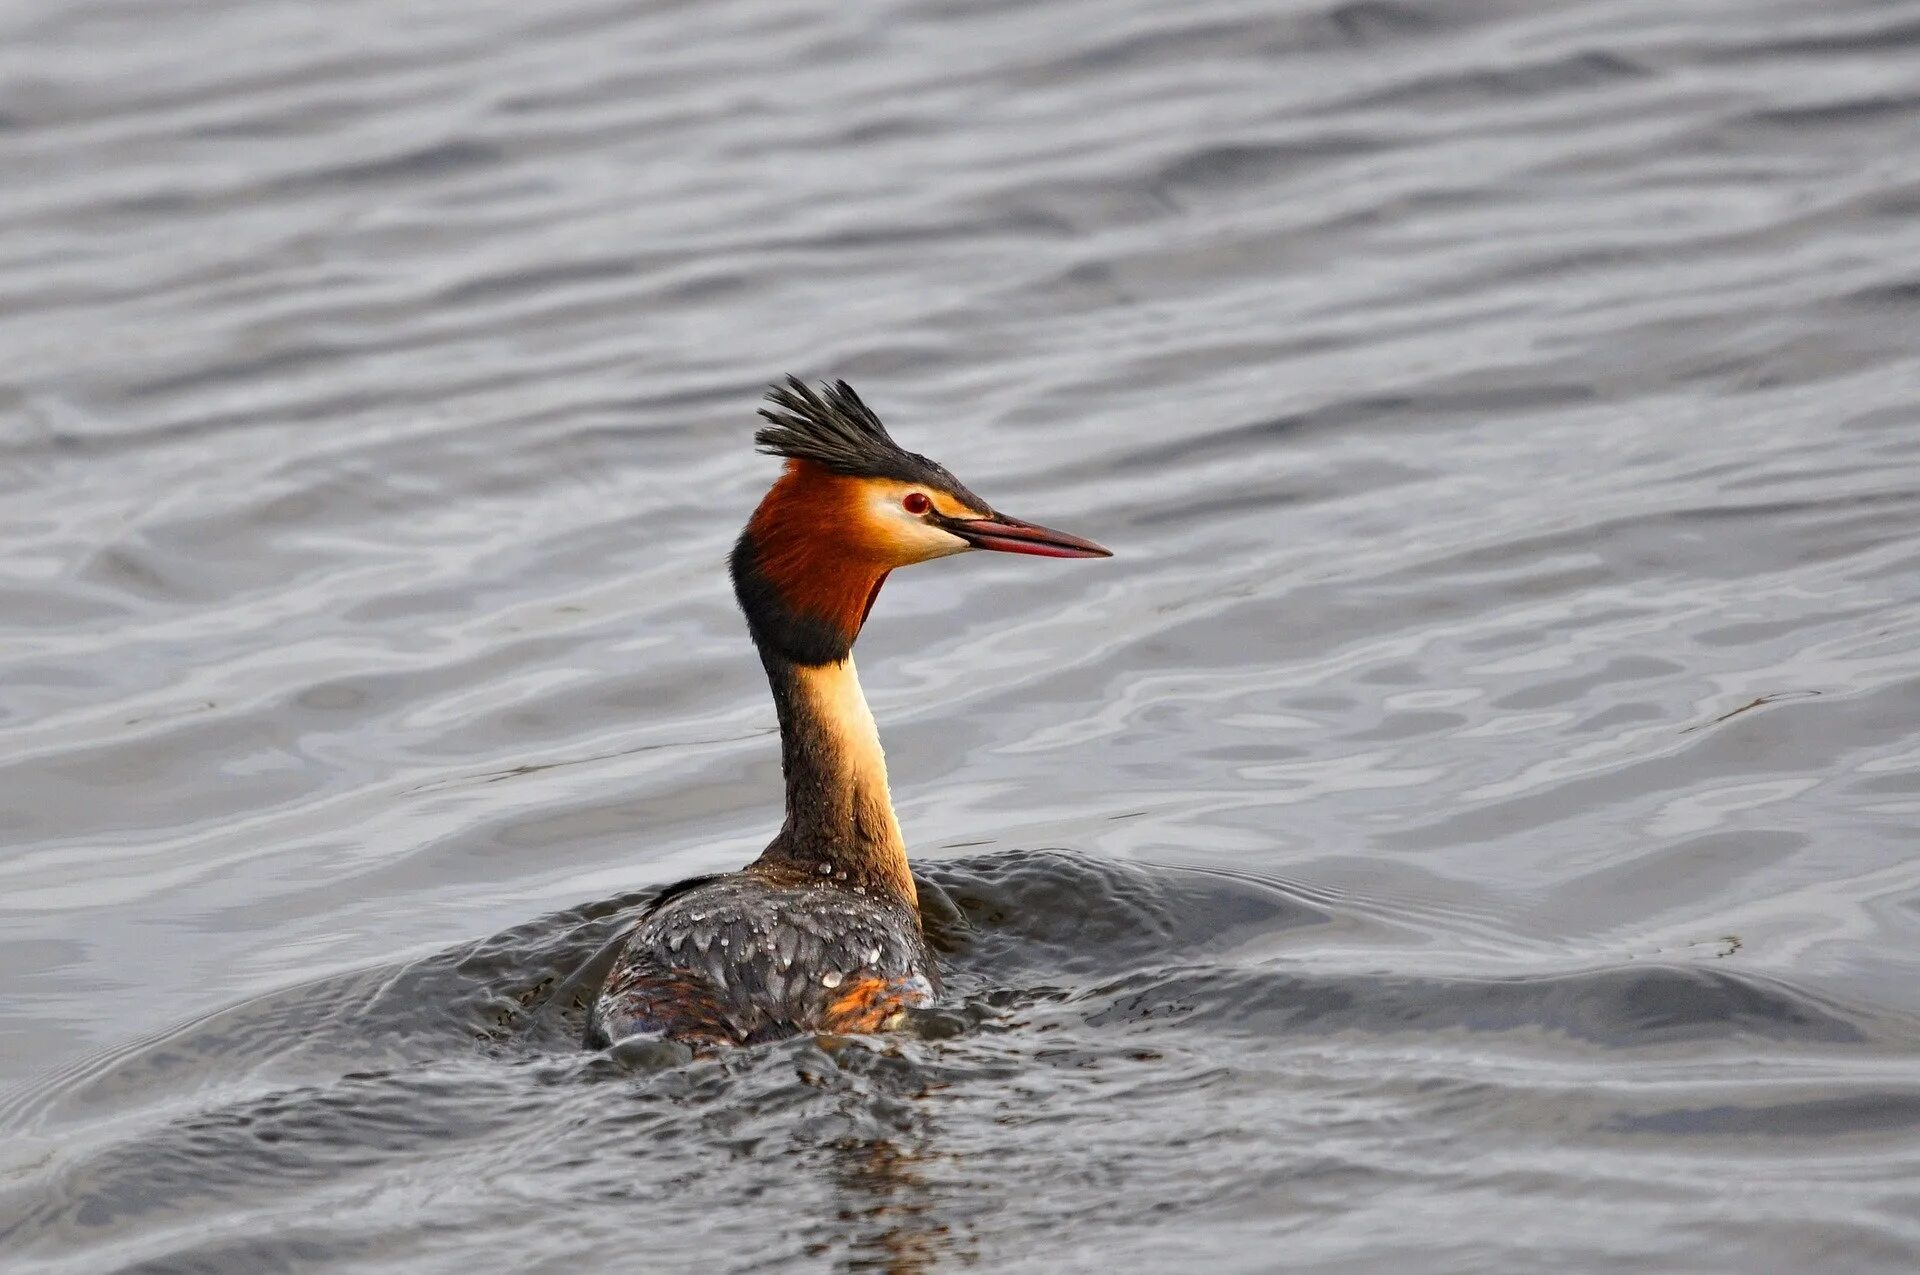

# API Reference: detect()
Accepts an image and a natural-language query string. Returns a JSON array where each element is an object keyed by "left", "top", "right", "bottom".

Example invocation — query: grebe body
[
  {"left": 591, "top": 872, "right": 936, "bottom": 1046},
  {"left": 587, "top": 379, "right": 1107, "bottom": 1050}
]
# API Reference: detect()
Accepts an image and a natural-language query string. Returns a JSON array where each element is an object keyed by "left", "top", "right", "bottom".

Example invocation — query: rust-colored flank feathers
[{"left": 586, "top": 377, "right": 1109, "bottom": 1051}]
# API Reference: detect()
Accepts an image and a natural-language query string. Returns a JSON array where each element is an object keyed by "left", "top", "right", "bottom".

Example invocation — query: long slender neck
[
  {"left": 751, "top": 648, "right": 915, "bottom": 907},
  {"left": 729, "top": 460, "right": 917, "bottom": 907}
]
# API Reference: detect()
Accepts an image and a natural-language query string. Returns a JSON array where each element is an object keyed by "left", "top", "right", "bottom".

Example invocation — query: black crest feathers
[
  {"left": 756, "top": 378, "right": 897, "bottom": 474},
  {"left": 754, "top": 377, "right": 968, "bottom": 494}
]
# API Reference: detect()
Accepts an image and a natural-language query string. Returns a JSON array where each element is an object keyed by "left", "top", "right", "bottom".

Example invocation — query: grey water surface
[{"left": 4, "top": 0, "right": 1920, "bottom": 1270}]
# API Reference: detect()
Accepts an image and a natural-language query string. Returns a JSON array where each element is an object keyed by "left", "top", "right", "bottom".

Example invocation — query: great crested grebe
[{"left": 587, "top": 378, "right": 1109, "bottom": 1049}]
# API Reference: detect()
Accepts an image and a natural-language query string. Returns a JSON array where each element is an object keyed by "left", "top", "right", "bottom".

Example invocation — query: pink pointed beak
[{"left": 944, "top": 513, "right": 1112, "bottom": 559}]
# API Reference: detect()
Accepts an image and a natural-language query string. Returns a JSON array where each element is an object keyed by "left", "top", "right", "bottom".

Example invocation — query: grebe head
[{"left": 731, "top": 377, "right": 1110, "bottom": 665}]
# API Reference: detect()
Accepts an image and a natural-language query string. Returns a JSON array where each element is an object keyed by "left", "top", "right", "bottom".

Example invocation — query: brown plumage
[{"left": 743, "top": 461, "right": 899, "bottom": 657}]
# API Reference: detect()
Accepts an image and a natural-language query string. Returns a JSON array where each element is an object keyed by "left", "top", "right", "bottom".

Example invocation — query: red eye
[{"left": 902, "top": 492, "right": 932, "bottom": 515}]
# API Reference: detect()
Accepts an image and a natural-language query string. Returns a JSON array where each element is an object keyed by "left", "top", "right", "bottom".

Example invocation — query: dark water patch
[
  {"left": 1309, "top": 0, "right": 1453, "bottom": 48},
  {"left": 119, "top": 344, "right": 355, "bottom": 404},
  {"left": 925, "top": 850, "right": 1330, "bottom": 985},
  {"left": 1099, "top": 396, "right": 1418, "bottom": 474},
  {"left": 0, "top": 890, "right": 647, "bottom": 1133},
  {"left": 1371, "top": 490, "right": 1920, "bottom": 596},
  {"left": 1003, "top": 15, "right": 1291, "bottom": 80},
  {"left": 1836, "top": 278, "right": 1920, "bottom": 311},
  {"left": 1609, "top": 1090, "right": 1920, "bottom": 1140},
  {"left": 1127, "top": 479, "right": 1321, "bottom": 528},
  {"left": 4, "top": 843, "right": 1915, "bottom": 1271},
  {"left": 1742, "top": 93, "right": 1920, "bottom": 133},
  {"left": 1695, "top": 15, "right": 1920, "bottom": 63},
  {"left": 434, "top": 254, "right": 641, "bottom": 308},
  {"left": 1075, "top": 961, "right": 1867, "bottom": 1048},
  {"left": 1342, "top": 49, "right": 1652, "bottom": 113},
  {"left": 1151, "top": 135, "right": 1395, "bottom": 201}
]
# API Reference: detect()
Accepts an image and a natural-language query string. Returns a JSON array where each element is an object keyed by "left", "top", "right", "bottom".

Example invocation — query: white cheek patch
[
  {"left": 868, "top": 489, "right": 971, "bottom": 561},
  {"left": 917, "top": 526, "right": 972, "bottom": 559},
  {"left": 898, "top": 508, "right": 971, "bottom": 560}
]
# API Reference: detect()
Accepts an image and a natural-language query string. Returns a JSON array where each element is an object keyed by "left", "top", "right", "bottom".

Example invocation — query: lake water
[{"left": 5, "top": 0, "right": 1920, "bottom": 1270}]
